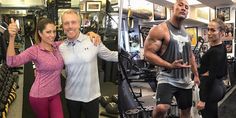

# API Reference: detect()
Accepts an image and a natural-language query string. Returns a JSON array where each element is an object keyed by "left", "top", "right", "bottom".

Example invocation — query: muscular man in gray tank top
[{"left": 144, "top": 0, "right": 200, "bottom": 118}]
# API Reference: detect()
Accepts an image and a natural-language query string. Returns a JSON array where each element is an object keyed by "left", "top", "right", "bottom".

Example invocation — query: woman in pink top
[{"left": 7, "top": 18, "right": 64, "bottom": 118}]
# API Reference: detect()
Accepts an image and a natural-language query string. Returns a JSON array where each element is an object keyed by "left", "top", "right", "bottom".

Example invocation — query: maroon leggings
[{"left": 29, "top": 93, "right": 64, "bottom": 118}]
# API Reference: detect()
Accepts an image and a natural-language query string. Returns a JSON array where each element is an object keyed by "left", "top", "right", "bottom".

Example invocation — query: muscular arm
[{"left": 144, "top": 25, "right": 173, "bottom": 69}]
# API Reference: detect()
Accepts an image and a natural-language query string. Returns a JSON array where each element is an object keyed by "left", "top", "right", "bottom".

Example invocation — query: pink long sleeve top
[{"left": 7, "top": 42, "right": 64, "bottom": 98}]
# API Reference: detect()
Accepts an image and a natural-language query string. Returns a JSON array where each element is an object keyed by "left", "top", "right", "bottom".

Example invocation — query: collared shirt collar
[{"left": 64, "top": 33, "right": 87, "bottom": 46}]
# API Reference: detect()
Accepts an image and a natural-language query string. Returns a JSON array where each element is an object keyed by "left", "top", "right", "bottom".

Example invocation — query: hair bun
[
  {"left": 217, "top": 14, "right": 225, "bottom": 22},
  {"left": 38, "top": 17, "right": 48, "bottom": 22}
]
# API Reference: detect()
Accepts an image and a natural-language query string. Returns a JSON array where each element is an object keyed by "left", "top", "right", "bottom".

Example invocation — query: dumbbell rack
[
  {"left": 100, "top": 95, "right": 119, "bottom": 117},
  {"left": 0, "top": 63, "right": 18, "bottom": 118}
]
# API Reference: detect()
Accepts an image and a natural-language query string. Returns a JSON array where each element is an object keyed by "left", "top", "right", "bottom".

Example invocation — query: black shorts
[{"left": 156, "top": 83, "right": 192, "bottom": 110}]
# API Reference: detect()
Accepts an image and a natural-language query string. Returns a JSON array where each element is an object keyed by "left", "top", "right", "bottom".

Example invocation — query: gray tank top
[{"left": 157, "top": 21, "right": 192, "bottom": 88}]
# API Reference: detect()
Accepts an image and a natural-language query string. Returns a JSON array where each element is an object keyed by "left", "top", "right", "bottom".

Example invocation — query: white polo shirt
[{"left": 59, "top": 33, "right": 118, "bottom": 102}]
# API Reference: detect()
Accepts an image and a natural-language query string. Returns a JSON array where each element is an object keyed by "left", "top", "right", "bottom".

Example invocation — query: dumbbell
[
  {"left": 125, "top": 108, "right": 140, "bottom": 118},
  {"left": 1, "top": 63, "right": 8, "bottom": 70},
  {"left": 4, "top": 103, "right": 8, "bottom": 114},
  {"left": 4, "top": 82, "right": 14, "bottom": 94},
  {"left": 6, "top": 78, "right": 14, "bottom": 87},
  {"left": 0, "top": 74, "right": 4, "bottom": 82},
  {"left": 2, "top": 90, "right": 10, "bottom": 97},
  {"left": 1, "top": 94, "right": 9, "bottom": 105},
  {"left": 0, "top": 72, "right": 6, "bottom": 80},
  {"left": 8, "top": 93, "right": 15, "bottom": 105},
  {"left": 12, "top": 74, "right": 19, "bottom": 82},
  {"left": 4, "top": 85, "right": 11, "bottom": 94},
  {"left": 11, "top": 82, "right": 17, "bottom": 91},
  {"left": 7, "top": 73, "right": 11, "bottom": 79},
  {"left": 111, "top": 94, "right": 118, "bottom": 103},
  {"left": 0, "top": 103, "right": 8, "bottom": 118},
  {"left": 8, "top": 91, "right": 16, "bottom": 105},
  {"left": 10, "top": 89, "right": 16, "bottom": 95},
  {"left": 0, "top": 112, "right": 6, "bottom": 118},
  {"left": 138, "top": 106, "right": 154, "bottom": 117},
  {"left": 7, "top": 96, "right": 13, "bottom": 105},
  {"left": 105, "top": 102, "right": 119, "bottom": 114},
  {"left": 0, "top": 82, "right": 3, "bottom": 89},
  {"left": 0, "top": 110, "right": 7, "bottom": 118},
  {"left": 100, "top": 96, "right": 113, "bottom": 107},
  {"left": 0, "top": 102, "right": 5, "bottom": 112},
  {"left": 1, "top": 68, "right": 7, "bottom": 75}
]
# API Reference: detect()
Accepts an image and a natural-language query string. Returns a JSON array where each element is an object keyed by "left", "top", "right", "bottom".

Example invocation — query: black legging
[
  {"left": 66, "top": 98, "right": 99, "bottom": 118},
  {"left": 200, "top": 78, "right": 226, "bottom": 118}
]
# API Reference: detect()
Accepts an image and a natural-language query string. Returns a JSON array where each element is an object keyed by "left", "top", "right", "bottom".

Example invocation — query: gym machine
[
  {"left": 119, "top": 49, "right": 152, "bottom": 118},
  {"left": 119, "top": 48, "right": 185, "bottom": 118}
]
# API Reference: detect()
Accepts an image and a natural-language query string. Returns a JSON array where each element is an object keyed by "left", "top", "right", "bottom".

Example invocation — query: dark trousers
[
  {"left": 66, "top": 98, "right": 99, "bottom": 118},
  {"left": 200, "top": 79, "right": 226, "bottom": 118},
  {"left": 201, "top": 102, "right": 218, "bottom": 118}
]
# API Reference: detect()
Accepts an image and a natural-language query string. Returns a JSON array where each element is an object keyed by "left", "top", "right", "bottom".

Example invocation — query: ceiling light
[{"left": 166, "top": 0, "right": 202, "bottom": 5}]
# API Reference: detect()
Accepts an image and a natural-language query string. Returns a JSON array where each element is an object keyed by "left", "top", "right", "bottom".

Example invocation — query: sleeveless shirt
[{"left": 157, "top": 21, "right": 193, "bottom": 89}]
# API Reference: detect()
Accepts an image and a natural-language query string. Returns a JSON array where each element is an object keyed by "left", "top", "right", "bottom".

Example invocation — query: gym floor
[{"left": 6, "top": 69, "right": 118, "bottom": 118}]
